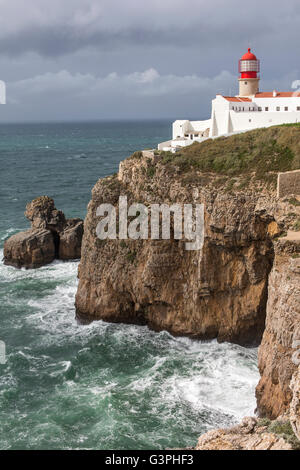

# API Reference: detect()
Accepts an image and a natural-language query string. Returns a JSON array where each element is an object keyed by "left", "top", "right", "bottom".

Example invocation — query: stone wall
[{"left": 277, "top": 170, "right": 300, "bottom": 198}]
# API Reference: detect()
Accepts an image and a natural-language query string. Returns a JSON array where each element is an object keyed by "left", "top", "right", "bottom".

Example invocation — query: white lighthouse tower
[{"left": 238, "top": 48, "right": 260, "bottom": 97}]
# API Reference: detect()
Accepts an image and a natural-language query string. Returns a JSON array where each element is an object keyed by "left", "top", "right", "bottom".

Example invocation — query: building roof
[
  {"left": 241, "top": 48, "right": 257, "bottom": 61},
  {"left": 223, "top": 96, "right": 252, "bottom": 102},
  {"left": 255, "top": 92, "right": 300, "bottom": 98},
  {"left": 222, "top": 92, "right": 300, "bottom": 102}
]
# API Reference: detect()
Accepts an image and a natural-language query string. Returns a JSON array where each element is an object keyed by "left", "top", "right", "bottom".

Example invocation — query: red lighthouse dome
[
  {"left": 241, "top": 48, "right": 257, "bottom": 61},
  {"left": 239, "top": 48, "right": 260, "bottom": 79}
]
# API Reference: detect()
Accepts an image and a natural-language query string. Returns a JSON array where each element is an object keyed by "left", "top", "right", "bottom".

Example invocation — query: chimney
[{"left": 273, "top": 90, "right": 278, "bottom": 97}]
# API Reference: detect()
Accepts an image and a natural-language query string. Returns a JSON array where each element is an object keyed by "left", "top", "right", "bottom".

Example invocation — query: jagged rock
[
  {"left": 195, "top": 417, "right": 293, "bottom": 450},
  {"left": 25, "top": 196, "right": 66, "bottom": 232},
  {"left": 3, "top": 196, "right": 83, "bottom": 269},
  {"left": 59, "top": 218, "right": 84, "bottom": 260},
  {"left": 3, "top": 229, "right": 55, "bottom": 269},
  {"left": 290, "top": 368, "right": 300, "bottom": 441}
]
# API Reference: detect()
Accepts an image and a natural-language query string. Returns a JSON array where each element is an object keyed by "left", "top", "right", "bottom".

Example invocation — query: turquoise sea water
[{"left": 0, "top": 121, "right": 259, "bottom": 450}]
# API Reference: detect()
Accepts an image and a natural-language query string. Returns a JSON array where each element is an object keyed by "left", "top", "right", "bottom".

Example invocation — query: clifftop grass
[{"left": 161, "top": 124, "right": 300, "bottom": 185}]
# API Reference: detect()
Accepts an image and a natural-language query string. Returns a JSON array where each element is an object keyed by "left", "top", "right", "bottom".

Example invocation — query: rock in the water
[
  {"left": 3, "top": 229, "right": 55, "bottom": 269},
  {"left": 59, "top": 218, "right": 84, "bottom": 260},
  {"left": 3, "top": 196, "right": 83, "bottom": 269},
  {"left": 25, "top": 196, "right": 66, "bottom": 232}
]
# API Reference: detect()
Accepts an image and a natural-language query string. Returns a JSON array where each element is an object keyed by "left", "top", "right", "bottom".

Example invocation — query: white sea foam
[{"left": 0, "top": 250, "right": 260, "bottom": 448}]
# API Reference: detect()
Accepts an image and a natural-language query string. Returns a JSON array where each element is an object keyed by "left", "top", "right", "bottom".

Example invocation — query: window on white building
[
  {"left": 285, "top": 107, "right": 288, "bottom": 111},
  {"left": 297, "top": 107, "right": 300, "bottom": 111},
  {"left": 249, "top": 119, "right": 252, "bottom": 122},
  {"left": 258, "top": 107, "right": 262, "bottom": 111},
  {"left": 265, "top": 107, "right": 269, "bottom": 111},
  {"left": 276, "top": 107, "right": 280, "bottom": 111}
]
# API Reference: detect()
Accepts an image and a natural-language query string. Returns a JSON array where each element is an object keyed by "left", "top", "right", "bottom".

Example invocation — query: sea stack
[{"left": 3, "top": 196, "right": 83, "bottom": 269}]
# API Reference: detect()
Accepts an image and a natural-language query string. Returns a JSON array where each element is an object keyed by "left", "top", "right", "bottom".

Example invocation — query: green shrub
[
  {"left": 293, "top": 219, "right": 300, "bottom": 231},
  {"left": 289, "top": 198, "right": 300, "bottom": 207},
  {"left": 131, "top": 151, "right": 143, "bottom": 159},
  {"left": 147, "top": 166, "right": 156, "bottom": 178},
  {"left": 127, "top": 250, "right": 136, "bottom": 263},
  {"left": 267, "top": 420, "right": 300, "bottom": 450},
  {"left": 257, "top": 417, "right": 271, "bottom": 427}
]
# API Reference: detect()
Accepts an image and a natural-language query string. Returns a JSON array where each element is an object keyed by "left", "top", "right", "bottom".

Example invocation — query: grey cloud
[
  {"left": 9, "top": 68, "right": 236, "bottom": 99},
  {"left": 0, "top": 0, "right": 300, "bottom": 122},
  {"left": 0, "top": 0, "right": 298, "bottom": 57}
]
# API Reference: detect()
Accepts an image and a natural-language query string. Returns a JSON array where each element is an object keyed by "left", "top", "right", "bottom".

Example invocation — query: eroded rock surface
[
  {"left": 76, "top": 153, "right": 280, "bottom": 345},
  {"left": 256, "top": 241, "right": 300, "bottom": 418},
  {"left": 3, "top": 229, "right": 55, "bottom": 269},
  {"left": 59, "top": 218, "right": 84, "bottom": 260},
  {"left": 195, "top": 417, "right": 293, "bottom": 450},
  {"left": 4, "top": 196, "right": 83, "bottom": 268},
  {"left": 290, "top": 368, "right": 300, "bottom": 441}
]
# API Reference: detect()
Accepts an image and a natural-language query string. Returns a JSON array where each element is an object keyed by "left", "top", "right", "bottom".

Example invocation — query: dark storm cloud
[
  {"left": 0, "top": 0, "right": 300, "bottom": 122},
  {"left": 0, "top": 0, "right": 298, "bottom": 57}
]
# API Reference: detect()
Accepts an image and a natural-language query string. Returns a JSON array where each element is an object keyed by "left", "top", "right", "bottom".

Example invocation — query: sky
[{"left": 0, "top": 0, "right": 300, "bottom": 122}]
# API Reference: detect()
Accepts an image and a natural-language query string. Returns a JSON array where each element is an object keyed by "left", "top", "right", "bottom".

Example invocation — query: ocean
[{"left": 0, "top": 120, "right": 259, "bottom": 450}]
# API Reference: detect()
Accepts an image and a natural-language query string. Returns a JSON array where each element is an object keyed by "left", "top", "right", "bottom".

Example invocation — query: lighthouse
[
  {"left": 238, "top": 48, "right": 260, "bottom": 97},
  {"left": 158, "top": 47, "right": 300, "bottom": 151}
]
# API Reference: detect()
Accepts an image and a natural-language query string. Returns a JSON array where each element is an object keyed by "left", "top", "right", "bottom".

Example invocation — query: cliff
[{"left": 75, "top": 125, "right": 300, "bottom": 447}]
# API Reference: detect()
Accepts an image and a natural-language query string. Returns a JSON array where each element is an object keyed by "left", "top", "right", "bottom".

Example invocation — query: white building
[{"left": 158, "top": 49, "right": 300, "bottom": 152}]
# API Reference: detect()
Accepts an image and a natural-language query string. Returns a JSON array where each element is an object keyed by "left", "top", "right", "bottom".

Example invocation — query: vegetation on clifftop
[{"left": 160, "top": 124, "right": 300, "bottom": 187}]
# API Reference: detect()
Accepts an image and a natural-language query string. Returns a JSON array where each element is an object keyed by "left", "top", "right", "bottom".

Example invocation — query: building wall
[
  {"left": 210, "top": 96, "right": 230, "bottom": 136},
  {"left": 228, "top": 110, "right": 300, "bottom": 133},
  {"left": 254, "top": 97, "right": 300, "bottom": 112},
  {"left": 172, "top": 119, "right": 211, "bottom": 139},
  {"left": 277, "top": 170, "right": 300, "bottom": 198},
  {"left": 158, "top": 140, "right": 172, "bottom": 151},
  {"left": 239, "top": 78, "right": 259, "bottom": 96},
  {"left": 172, "top": 120, "right": 190, "bottom": 139}
]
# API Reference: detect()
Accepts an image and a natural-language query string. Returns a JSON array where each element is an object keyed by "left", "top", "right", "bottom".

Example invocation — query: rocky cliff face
[
  {"left": 76, "top": 153, "right": 278, "bottom": 345},
  {"left": 256, "top": 239, "right": 300, "bottom": 419}
]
